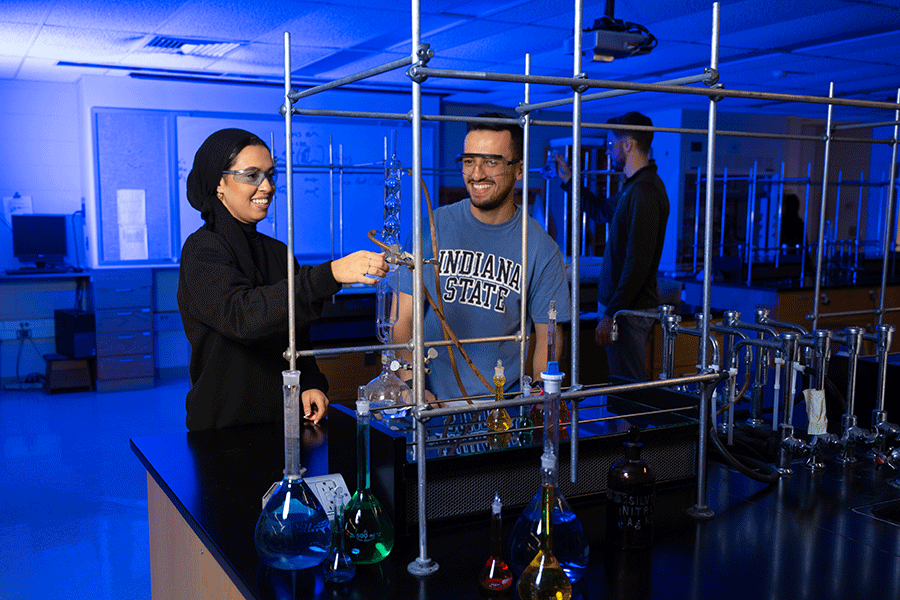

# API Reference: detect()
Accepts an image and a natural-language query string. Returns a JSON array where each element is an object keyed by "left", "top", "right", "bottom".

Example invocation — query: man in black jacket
[{"left": 558, "top": 112, "right": 669, "bottom": 381}]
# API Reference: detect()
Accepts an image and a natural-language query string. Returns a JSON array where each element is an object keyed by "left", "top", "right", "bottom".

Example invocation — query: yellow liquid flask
[
  {"left": 344, "top": 398, "right": 395, "bottom": 563},
  {"left": 254, "top": 371, "right": 331, "bottom": 570},
  {"left": 517, "top": 462, "right": 572, "bottom": 600},
  {"left": 509, "top": 363, "right": 589, "bottom": 582},
  {"left": 487, "top": 359, "right": 512, "bottom": 432}
]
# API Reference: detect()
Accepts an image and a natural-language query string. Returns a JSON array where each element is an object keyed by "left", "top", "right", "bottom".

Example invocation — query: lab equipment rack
[{"left": 278, "top": 0, "right": 900, "bottom": 575}]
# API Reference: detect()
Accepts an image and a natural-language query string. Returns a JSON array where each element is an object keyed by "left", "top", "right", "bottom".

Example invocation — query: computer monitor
[{"left": 11, "top": 214, "right": 68, "bottom": 269}]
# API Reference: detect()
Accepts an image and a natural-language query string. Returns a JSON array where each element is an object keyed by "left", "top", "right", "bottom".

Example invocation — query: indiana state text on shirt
[{"left": 438, "top": 249, "right": 522, "bottom": 313}]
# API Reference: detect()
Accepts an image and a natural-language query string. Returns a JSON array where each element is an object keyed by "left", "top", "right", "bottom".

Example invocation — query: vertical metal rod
[
  {"left": 746, "top": 161, "right": 757, "bottom": 285},
  {"left": 283, "top": 32, "right": 297, "bottom": 371},
  {"left": 520, "top": 54, "right": 531, "bottom": 401},
  {"left": 812, "top": 83, "right": 836, "bottom": 331},
  {"left": 329, "top": 137, "right": 335, "bottom": 262},
  {"left": 339, "top": 144, "right": 345, "bottom": 257},
  {"left": 688, "top": 1, "right": 719, "bottom": 521},
  {"left": 694, "top": 166, "right": 701, "bottom": 273},
  {"left": 854, "top": 170, "right": 864, "bottom": 271},
  {"left": 800, "top": 163, "right": 811, "bottom": 282},
  {"left": 774, "top": 161, "right": 785, "bottom": 268},
  {"left": 879, "top": 89, "right": 900, "bottom": 325},
  {"left": 719, "top": 167, "right": 728, "bottom": 256},
  {"left": 407, "top": 0, "right": 436, "bottom": 577},
  {"left": 569, "top": 0, "right": 584, "bottom": 484},
  {"left": 834, "top": 170, "right": 843, "bottom": 262}
]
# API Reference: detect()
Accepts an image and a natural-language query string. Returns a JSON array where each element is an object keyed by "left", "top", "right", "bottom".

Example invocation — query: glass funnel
[
  {"left": 344, "top": 398, "right": 395, "bottom": 564},
  {"left": 509, "top": 362, "right": 589, "bottom": 582},
  {"left": 254, "top": 370, "right": 331, "bottom": 570}
]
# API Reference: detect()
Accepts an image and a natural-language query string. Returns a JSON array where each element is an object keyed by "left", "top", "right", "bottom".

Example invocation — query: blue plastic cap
[{"left": 546, "top": 361, "right": 560, "bottom": 375}]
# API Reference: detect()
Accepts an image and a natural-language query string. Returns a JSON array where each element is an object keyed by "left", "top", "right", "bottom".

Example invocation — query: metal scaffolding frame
[{"left": 278, "top": 0, "right": 900, "bottom": 575}]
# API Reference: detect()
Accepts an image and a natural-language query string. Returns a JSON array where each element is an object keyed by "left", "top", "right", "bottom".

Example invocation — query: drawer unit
[
  {"left": 97, "top": 354, "right": 155, "bottom": 380},
  {"left": 96, "top": 331, "right": 153, "bottom": 355},
  {"left": 92, "top": 269, "right": 155, "bottom": 391}
]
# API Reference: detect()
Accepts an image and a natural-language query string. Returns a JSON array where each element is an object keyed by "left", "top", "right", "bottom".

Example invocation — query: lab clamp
[{"left": 612, "top": 304, "right": 899, "bottom": 479}]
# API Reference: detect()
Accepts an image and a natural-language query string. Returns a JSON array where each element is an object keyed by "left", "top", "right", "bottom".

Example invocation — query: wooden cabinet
[{"left": 92, "top": 269, "right": 155, "bottom": 391}]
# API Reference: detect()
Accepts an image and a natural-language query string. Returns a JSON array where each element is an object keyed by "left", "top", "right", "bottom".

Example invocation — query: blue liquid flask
[
  {"left": 508, "top": 362, "right": 589, "bottom": 582},
  {"left": 255, "top": 371, "right": 331, "bottom": 570}
]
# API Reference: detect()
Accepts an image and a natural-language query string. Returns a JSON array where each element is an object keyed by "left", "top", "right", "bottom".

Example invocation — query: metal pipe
[
  {"left": 774, "top": 162, "right": 785, "bottom": 268},
  {"left": 687, "top": 1, "right": 719, "bottom": 522},
  {"left": 694, "top": 166, "right": 701, "bottom": 273},
  {"left": 833, "top": 119, "right": 900, "bottom": 131},
  {"left": 568, "top": 0, "right": 584, "bottom": 485},
  {"left": 520, "top": 54, "right": 532, "bottom": 408},
  {"left": 746, "top": 162, "right": 757, "bottom": 284},
  {"left": 289, "top": 55, "right": 414, "bottom": 101},
  {"left": 812, "top": 83, "right": 836, "bottom": 330},
  {"left": 407, "top": 0, "right": 437, "bottom": 574},
  {"left": 518, "top": 71, "right": 716, "bottom": 113},
  {"left": 879, "top": 90, "right": 900, "bottom": 324},
  {"left": 412, "top": 66, "right": 900, "bottom": 112},
  {"left": 414, "top": 371, "right": 722, "bottom": 421},
  {"left": 719, "top": 167, "right": 728, "bottom": 256}
]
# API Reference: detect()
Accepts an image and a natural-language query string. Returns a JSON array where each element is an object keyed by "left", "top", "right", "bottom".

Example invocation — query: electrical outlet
[
  {"left": 306, "top": 474, "right": 351, "bottom": 521},
  {"left": 16, "top": 327, "right": 30, "bottom": 339},
  {"left": 260, "top": 473, "right": 351, "bottom": 522}
]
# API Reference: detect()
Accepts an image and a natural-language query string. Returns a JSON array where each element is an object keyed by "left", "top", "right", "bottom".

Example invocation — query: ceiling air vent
[{"left": 144, "top": 36, "right": 240, "bottom": 58}]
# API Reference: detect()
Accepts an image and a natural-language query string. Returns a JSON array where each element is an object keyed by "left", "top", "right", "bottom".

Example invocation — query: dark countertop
[{"left": 132, "top": 421, "right": 900, "bottom": 600}]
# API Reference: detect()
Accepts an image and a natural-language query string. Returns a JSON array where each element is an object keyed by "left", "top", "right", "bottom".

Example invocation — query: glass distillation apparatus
[
  {"left": 362, "top": 130, "right": 411, "bottom": 417},
  {"left": 254, "top": 370, "right": 332, "bottom": 570}
]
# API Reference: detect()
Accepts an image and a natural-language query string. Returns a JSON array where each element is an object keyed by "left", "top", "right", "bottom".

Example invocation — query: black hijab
[{"left": 186, "top": 128, "right": 267, "bottom": 283}]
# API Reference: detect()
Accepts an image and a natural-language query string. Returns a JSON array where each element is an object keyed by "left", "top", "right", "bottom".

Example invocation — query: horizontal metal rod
[
  {"left": 288, "top": 56, "right": 413, "bottom": 101},
  {"left": 402, "top": 403, "right": 697, "bottom": 448},
  {"left": 531, "top": 119, "right": 895, "bottom": 144},
  {"left": 518, "top": 71, "right": 714, "bottom": 113},
  {"left": 807, "top": 306, "right": 900, "bottom": 321},
  {"left": 413, "top": 67, "right": 900, "bottom": 111},
  {"left": 297, "top": 334, "right": 519, "bottom": 358},
  {"left": 414, "top": 371, "right": 721, "bottom": 421},
  {"left": 833, "top": 119, "right": 900, "bottom": 131}
]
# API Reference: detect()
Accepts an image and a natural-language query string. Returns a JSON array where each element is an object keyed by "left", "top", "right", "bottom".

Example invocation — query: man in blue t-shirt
[{"left": 394, "top": 113, "right": 571, "bottom": 401}]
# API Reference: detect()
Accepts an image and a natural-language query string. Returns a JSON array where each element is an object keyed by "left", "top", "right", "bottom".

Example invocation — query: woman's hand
[
  {"left": 302, "top": 388, "right": 329, "bottom": 424},
  {"left": 331, "top": 251, "right": 387, "bottom": 285}
]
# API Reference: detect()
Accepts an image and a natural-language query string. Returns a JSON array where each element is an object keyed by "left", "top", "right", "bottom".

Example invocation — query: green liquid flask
[
  {"left": 323, "top": 487, "right": 355, "bottom": 582},
  {"left": 478, "top": 494, "right": 513, "bottom": 591},
  {"left": 344, "top": 398, "right": 395, "bottom": 564},
  {"left": 487, "top": 359, "right": 512, "bottom": 432},
  {"left": 254, "top": 370, "right": 331, "bottom": 570}
]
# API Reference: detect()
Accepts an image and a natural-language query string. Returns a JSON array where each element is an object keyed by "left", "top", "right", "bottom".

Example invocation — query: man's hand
[{"left": 595, "top": 314, "right": 614, "bottom": 347}]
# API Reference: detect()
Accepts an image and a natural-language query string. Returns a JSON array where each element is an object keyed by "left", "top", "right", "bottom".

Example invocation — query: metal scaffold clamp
[
  {"left": 709, "top": 82, "right": 726, "bottom": 103},
  {"left": 702, "top": 66, "right": 720, "bottom": 86},
  {"left": 406, "top": 44, "right": 434, "bottom": 83},
  {"left": 571, "top": 72, "right": 589, "bottom": 94}
]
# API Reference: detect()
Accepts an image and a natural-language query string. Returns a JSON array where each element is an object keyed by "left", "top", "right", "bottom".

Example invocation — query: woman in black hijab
[{"left": 178, "top": 128, "right": 386, "bottom": 431}]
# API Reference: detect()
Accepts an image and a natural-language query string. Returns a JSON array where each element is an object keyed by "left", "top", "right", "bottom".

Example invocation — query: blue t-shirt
[{"left": 398, "top": 199, "right": 571, "bottom": 400}]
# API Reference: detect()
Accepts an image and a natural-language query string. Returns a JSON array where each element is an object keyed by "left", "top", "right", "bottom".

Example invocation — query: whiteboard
[{"left": 176, "top": 113, "right": 436, "bottom": 262}]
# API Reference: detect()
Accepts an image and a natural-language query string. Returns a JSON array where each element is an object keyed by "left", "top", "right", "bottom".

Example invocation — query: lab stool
[{"left": 44, "top": 353, "right": 94, "bottom": 394}]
